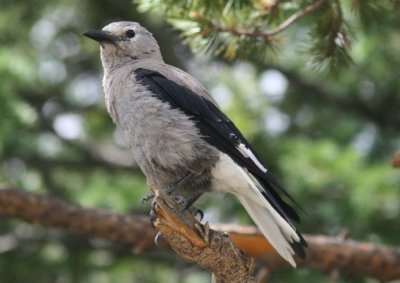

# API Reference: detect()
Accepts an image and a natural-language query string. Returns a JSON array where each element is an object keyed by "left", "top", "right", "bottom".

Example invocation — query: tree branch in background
[
  {"left": 1, "top": 186, "right": 400, "bottom": 281},
  {"left": 392, "top": 152, "right": 400, "bottom": 168},
  {"left": 0, "top": 185, "right": 156, "bottom": 252},
  {"left": 222, "top": 226, "right": 400, "bottom": 281}
]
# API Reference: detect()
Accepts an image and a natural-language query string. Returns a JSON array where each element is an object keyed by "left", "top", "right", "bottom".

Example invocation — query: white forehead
[{"left": 102, "top": 21, "right": 143, "bottom": 33}]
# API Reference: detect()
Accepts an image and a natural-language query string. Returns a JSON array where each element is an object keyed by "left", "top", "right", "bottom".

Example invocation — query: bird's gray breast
[{"left": 104, "top": 69, "right": 219, "bottom": 192}]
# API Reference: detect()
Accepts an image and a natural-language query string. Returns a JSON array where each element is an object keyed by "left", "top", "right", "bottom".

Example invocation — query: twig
[
  {"left": 193, "top": 0, "right": 328, "bottom": 39},
  {"left": 265, "top": 0, "right": 328, "bottom": 36}
]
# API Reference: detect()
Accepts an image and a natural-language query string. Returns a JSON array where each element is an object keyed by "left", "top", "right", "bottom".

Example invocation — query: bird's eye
[{"left": 125, "top": 29, "right": 136, "bottom": 38}]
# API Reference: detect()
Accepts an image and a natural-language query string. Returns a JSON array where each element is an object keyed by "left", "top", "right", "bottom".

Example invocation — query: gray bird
[{"left": 83, "top": 21, "right": 307, "bottom": 267}]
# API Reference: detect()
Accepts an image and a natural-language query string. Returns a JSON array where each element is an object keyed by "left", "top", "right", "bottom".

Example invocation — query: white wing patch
[{"left": 236, "top": 143, "right": 267, "bottom": 173}]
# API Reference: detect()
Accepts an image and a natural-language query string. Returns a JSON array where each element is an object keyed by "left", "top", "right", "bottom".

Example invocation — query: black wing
[{"left": 134, "top": 68, "right": 303, "bottom": 225}]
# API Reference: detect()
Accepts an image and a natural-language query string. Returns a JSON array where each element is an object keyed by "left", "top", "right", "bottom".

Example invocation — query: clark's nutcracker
[{"left": 84, "top": 21, "right": 307, "bottom": 266}]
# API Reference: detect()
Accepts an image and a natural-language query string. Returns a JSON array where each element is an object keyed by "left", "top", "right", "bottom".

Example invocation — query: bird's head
[{"left": 83, "top": 21, "right": 163, "bottom": 68}]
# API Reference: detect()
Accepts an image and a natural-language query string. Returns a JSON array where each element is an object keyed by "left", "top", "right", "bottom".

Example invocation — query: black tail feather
[
  {"left": 263, "top": 171, "right": 308, "bottom": 215},
  {"left": 291, "top": 230, "right": 308, "bottom": 259}
]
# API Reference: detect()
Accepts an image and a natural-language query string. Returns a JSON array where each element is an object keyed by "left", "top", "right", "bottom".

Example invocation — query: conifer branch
[
  {"left": 265, "top": 0, "right": 328, "bottom": 36},
  {"left": 192, "top": 0, "right": 328, "bottom": 40}
]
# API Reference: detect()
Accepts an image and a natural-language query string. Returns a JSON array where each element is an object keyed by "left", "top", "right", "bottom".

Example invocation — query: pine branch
[
  {"left": 1, "top": 186, "right": 400, "bottom": 281},
  {"left": 261, "top": 0, "right": 328, "bottom": 36},
  {"left": 191, "top": 0, "right": 328, "bottom": 40}
]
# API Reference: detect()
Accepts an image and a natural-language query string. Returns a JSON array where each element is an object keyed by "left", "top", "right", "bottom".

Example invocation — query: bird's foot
[
  {"left": 147, "top": 192, "right": 199, "bottom": 222},
  {"left": 194, "top": 221, "right": 211, "bottom": 245},
  {"left": 188, "top": 207, "right": 204, "bottom": 221},
  {"left": 140, "top": 194, "right": 154, "bottom": 205},
  {"left": 171, "top": 196, "right": 203, "bottom": 219},
  {"left": 173, "top": 195, "right": 188, "bottom": 211},
  {"left": 165, "top": 184, "right": 177, "bottom": 195},
  {"left": 149, "top": 198, "right": 158, "bottom": 226}
]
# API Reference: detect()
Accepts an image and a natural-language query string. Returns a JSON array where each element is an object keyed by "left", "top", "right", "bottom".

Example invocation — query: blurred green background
[{"left": 0, "top": 0, "right": 399, "bottom": 282}]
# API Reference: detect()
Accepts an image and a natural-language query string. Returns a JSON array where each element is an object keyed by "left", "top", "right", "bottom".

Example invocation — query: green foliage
[
  {"left": 308, "top": 1, "right": 354, "bottom": 73},
  {"left": 280, "top": 139, "right": 400, "bottom": 239},
  {"left": 136, "top": 0, "right": 397, "bottom": 72},
  {"left": 0, "top": 0, "right": 399, "bottom": 282}
]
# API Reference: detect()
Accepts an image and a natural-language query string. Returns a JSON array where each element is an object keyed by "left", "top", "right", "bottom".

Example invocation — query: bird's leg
[
  {"left": 180, "top": 194, "right": 204, "bottom": 220},
  {"left": 171, "top": 191, "right": 205, "bottom": 220},
  {"left": 165, "top": 172, "right": 196, "bottom": 195},
  {"left": 165, "top": 172, "right": 200, "bottom": 212}
]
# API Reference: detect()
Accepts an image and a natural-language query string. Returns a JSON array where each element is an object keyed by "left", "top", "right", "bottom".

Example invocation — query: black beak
[{"left": 83, "top": 30, "right": 118, "bottom": 44}]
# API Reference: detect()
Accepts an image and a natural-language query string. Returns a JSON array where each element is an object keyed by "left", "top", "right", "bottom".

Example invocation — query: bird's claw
[
  {"left": 154, "top": 231, "right": 163, "bottom": 246},
  {"left": 188, "top": 207, "right": 204, "bottom": 221},
  {"left": 141, "top": 194, "right": 154, "bottom": 205}
]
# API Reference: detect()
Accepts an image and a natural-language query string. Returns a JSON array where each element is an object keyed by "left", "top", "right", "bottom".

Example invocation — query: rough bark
[
  {"left": 151, "top": 188, "right": 255, "bottom": 283},
  {"left": 0, "top": 185, "right": 157, "bottom": 253},
  {"left": 216, "top": 225, "right": 400, "bottom": 281},
  {"left": 1, "top": 185, "right": 400, "bottom": 281}
]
